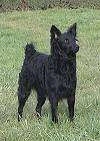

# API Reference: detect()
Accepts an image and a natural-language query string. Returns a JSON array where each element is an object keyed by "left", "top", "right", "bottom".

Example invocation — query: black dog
[{"left": 17, "top": 23, "right": 79, "bottom": 123}]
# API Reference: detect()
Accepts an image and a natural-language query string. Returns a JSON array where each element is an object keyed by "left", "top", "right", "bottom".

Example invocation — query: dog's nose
[
  {"left": 76, "top": 45, "right": 79, "bottom": 51},
  {"left": 76, "top": 45, "right": 79, "bottom": 53}
]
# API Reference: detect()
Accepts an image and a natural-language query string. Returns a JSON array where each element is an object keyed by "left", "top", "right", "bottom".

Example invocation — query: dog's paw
[
  {"left": 33, "top": 112, "right": 41, "bottom": 119},
  {"left": 18, "top": 114, "right": 22, "bottom": 122}
]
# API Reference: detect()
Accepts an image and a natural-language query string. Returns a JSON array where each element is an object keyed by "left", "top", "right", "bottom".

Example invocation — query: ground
[{"left": 0, "top": 8, "right": 100, "bottom": 141}]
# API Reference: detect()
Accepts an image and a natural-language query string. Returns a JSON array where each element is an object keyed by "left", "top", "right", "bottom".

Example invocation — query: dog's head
[{"left": 50, "top": 23, "right": 79, "bottom": 59}]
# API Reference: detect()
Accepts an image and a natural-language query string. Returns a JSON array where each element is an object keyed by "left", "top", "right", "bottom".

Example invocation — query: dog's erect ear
[
  {"left": 50, "top": 25, "right": 61, "bottom": 39},
  {"left": 67, "top": 23, "right": 77, "bottom": 37}
]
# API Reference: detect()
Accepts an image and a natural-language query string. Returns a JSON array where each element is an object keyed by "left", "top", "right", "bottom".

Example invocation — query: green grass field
[{"left": 0, "top": 8, "right": 100, "bottom": 141}]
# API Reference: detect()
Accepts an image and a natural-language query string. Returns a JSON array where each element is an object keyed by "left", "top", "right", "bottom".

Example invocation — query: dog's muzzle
[{"left": 73, "top": 45, "right": 79, "bottom": 54}]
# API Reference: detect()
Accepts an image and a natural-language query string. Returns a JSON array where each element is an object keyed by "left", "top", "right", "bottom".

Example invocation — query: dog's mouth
[
  {"left": 73, "top": 46, "right": 79, "bottom": 53},
  {"left": 67, "top": 46, "right": 79, "bottom": 59},
  {"left": 71, "top": 45, "right": 79, "bottom": 54}
]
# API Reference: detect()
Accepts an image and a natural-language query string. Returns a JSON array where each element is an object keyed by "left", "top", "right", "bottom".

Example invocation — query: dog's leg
[
  {"left": 67, "top": 95, "right": 75, "bottom": 121},
  {"left": 35, "top": 91, "right": 46, "bottom": 118},
  {"left": 18, "top": 84, "right": 31, "bottom": 121},
  {"left": 18, "top": 96, "right": 26, "bottom": 121},
  {"left": 49, "top": 96, "right": 58, "bottom": 123}
]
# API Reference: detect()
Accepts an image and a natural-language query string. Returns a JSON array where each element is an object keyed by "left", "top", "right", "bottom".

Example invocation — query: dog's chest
[
  {"left": 46, "top": 61, "right": 76, "bottom": 91},
  {"left": 58, "top": 60, "right": 76, "bottom": 80}
]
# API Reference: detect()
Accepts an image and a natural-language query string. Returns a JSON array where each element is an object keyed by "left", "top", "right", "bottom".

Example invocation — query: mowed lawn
[{"left": 0, "top": 8, "right": 100, "bottom": 141}]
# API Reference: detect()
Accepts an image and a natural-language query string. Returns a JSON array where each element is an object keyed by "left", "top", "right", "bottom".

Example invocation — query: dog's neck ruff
[{"left": 51, "top": 53, "right": 76, "bottom": 63}]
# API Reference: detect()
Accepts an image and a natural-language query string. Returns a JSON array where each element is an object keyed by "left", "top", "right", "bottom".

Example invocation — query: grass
[{"left": 0, "top": 8, "right": 100, "bottom": 141}]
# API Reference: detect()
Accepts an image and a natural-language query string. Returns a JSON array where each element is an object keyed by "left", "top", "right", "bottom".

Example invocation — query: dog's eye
[{"left": 65, "top": 39, "right": 69, "bottom": 44}]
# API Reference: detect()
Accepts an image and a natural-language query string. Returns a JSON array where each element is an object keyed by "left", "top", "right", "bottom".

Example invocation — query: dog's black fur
[{"left": 17, "top": 23, "right": 79, "bottom": 123}]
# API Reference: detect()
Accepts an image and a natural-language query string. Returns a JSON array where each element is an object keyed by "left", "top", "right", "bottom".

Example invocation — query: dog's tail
[{"left": 24, "top": 43, "right": 36, "bottom": 59}]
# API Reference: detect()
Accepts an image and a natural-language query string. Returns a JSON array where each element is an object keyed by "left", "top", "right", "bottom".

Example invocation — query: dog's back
[
  {"left": 24, "top": 43, "right": 49, "bottom": 72},
  {"left": 20, "top": 43, "right": 49, "bottom": 90}
]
